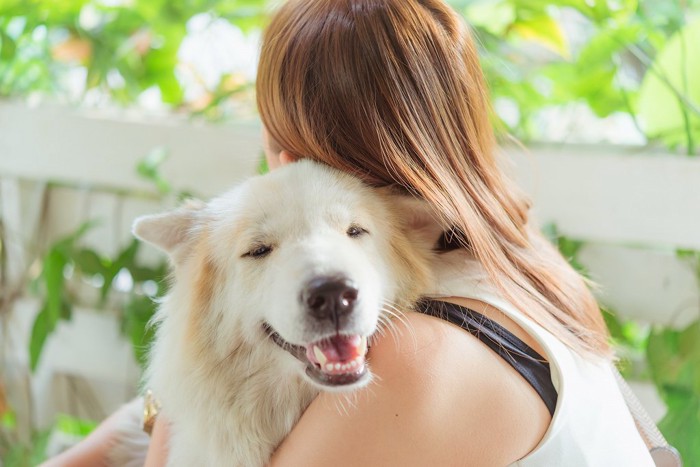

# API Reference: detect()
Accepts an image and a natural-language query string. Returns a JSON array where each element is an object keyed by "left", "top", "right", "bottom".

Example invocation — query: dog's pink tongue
[{"left": 306, "top": 334, "right": 367, "bottom": 371}]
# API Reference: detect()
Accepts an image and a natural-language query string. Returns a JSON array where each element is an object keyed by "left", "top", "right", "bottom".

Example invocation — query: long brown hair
[{"left": 257, "top": 0, "right": 610, "bottom": 356}]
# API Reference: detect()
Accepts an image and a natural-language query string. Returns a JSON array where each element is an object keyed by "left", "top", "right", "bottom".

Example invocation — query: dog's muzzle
[
  {"left": 263, "top": 325, "right": 371, "bottom": 389},
  {"left": 262, "top": 275, "right": 372, "bottom": 389}
]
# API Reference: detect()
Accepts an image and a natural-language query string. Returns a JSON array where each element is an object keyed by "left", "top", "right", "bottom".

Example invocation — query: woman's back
[
  {"left": 271, "top": 250, "right": 654, "bottom": 466},
  {"left": 429, "top": 250, "right": 654, "bottom": 466},
  {"left": 258, "top": 1, "right": 652, "bottom": 464}
]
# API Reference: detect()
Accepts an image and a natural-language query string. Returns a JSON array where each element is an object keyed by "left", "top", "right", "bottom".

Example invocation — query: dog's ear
[
  {"left": 132, "top": 199, "right": 206, "bottom": 258},
  {"left": 388, "top": 194, "right": 446, "bottom": 249}
]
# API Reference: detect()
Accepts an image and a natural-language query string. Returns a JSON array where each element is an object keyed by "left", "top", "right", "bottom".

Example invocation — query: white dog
[{"left": 131, "top": 160, "right": 436, "bottom": 466}]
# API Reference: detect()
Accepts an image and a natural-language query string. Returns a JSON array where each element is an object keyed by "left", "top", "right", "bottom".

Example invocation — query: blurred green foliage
[
  {"left": 1, "top": 430, "right": 49, "bottom": 467},
  {"left": 29, "top": 222, "right": 168, "bottom": 372},
  {"left": 450, "top": 0, "right": 700, "bottom": 154},
  {"left": 0, "top": 0, "right": 270, "bottom": 116},
  {"left": 1, "top": 0, "right": 698, "bottom": 150},
  {"left": 648, "top": 321, "right": 700, "bottom": 464},
  {"left": 1, "top": 153, "right": 172, "bottom": 463},
  {"left": 1, "top": 414, "right": 97, "bottom": 466}
]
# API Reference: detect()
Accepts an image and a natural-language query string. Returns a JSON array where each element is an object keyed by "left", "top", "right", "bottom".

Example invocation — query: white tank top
[{"left": 426, "top": 250, "right": 655, "bottom": 466}]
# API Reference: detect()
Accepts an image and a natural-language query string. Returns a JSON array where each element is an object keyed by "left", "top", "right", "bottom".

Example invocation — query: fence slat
[
  {"left": 509, "top": 145, "right": 700, "bottom": 250},
  {"left": 2, "top": 104, "right": 698, "bottom": 248},
  {"left": 0, "top": 103, "right": 262, "bottom": 198}
]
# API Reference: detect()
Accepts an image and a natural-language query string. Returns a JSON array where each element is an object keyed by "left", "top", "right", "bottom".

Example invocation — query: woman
[
  {"left": 251, "top": 1, "right": 651, "bottom": 465},
  {"left": 46, "top": 0, "right": 654, "bottom": 465}
]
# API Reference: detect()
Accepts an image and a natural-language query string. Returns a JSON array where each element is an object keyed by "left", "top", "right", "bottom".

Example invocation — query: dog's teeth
[
  {"left": 313, "top": 346, "right": 327, "bottom": 366},
  {"left": 334, "top": 363, "right": 341, "bottom": 371},
  {"left": 350, "top": 360, "right": 358, "bottom": 368},
  {"left": 326, "top": 363, "right": 335, "bottom": 372},
  {"left": 359, "top": 336, "right": 368, "bottom": 355}
]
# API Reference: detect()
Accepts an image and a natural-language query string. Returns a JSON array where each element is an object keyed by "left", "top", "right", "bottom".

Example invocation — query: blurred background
[{"left": 0, "top": 0, "right": 698, "bottom": 465}]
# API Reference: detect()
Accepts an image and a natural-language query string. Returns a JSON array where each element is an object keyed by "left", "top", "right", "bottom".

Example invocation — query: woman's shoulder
[{"left": 270, "top": 307, "right": 550, "bottom": 466}]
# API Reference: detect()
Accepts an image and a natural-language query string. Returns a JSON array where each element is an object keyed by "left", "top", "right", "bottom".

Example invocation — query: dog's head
[{"left": 133, "top": 160, "right": 437, "bottom": 391}]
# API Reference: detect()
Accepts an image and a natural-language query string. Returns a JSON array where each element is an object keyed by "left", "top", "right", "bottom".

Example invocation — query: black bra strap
[{"left": 417, "top": 299, "right": 558, "bottom": 417}]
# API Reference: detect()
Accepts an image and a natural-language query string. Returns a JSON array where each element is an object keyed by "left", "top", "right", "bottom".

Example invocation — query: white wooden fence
[{"left": 1, "top": 101, "right": 698, "bottom": 436}]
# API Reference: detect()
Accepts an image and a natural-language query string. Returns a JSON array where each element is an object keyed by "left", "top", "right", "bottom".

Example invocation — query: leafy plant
[
  {"left": 3, "top": 153, "right": 175, "bottom": 461},
  {"left": 27, "top": 152, "right": 175, "bottom": 372},
  {"left": 549, "top": 228, "right": 700, "bottom": 466},
  {"left": 637, "top": 19, "right": 700, "bottom": 153},
  {"left": 0, "top": 0, "right": 271, "bottom": 116},
  {"left": 450, "top": 0, "right": 700, "bottom": 154},
  {"left": 29, "top": 223, "right": 168, "bottom": 371},
  {"left": 646, "top": 249, "right": 700, "bottom": 466},
  {"left": 1, "top": 430, "right": 50, "bottom": 467},
  {"left": 647, "top": 321, "right": 700, "bottom": 465},
  {"left": 29, "top": 221, "right": 95, "bottom": 371},
  {"left": 2, "top": 0, "right": 698, "bottom": 150}
]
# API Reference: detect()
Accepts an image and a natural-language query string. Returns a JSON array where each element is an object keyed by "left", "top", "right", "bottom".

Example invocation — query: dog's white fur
[{"left": 132, "top": 161, "right": 436, "bottom": 466}]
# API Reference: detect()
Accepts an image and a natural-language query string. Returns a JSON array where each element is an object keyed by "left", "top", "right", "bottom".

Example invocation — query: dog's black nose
[{"left": 303, "top": 276, "right": 358, "bottom": 324}]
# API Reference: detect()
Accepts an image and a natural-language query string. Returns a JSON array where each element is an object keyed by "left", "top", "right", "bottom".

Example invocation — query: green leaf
[
  {"left": 576, "top": 24, "right": 643, "bottom": 69},
  {"left": 638, "top": 19, "right": 700, "bottom": 154},
  {"left": 99, "top": 239, "right": 140, "bottom": 302},
  {"left": 129, "top": 263, "right": 167, "bottom": 284},
  {"left": 137, "top": 147, "right": 172, "bottom": 195},
  {"left": 55, "top": 413, "right": 97, "bottom": 437},
  {"left": 0, "top": 30, "right": 17, "bottom": 61},
  {"left": 114, "top": 239, "right": 140, "bottom": 271},
  {"left": 28, "top": 430, "right": 51, "bottom": 467},
  {"left": 603, "top": 308, "right": 625, "bottom": 340},
  {"left": 648, "top": 321, "right": 700, "bottom": 398},
  {"left": 29, "top": 304, "right": 57, "bottom": 371},
  {"left": 137, "top": 146, "right": 168, "bottom": 177},
  {"left": 675, "top": 248, "right": 699, "bottom": 260},
  {"left": 141, "top": 23, "right": 185, "bottom": 104},
  {"left": 658, "top": 396, "right": 700, "bottom": 467},
  {"left": 647, "top": 327, "right": 681, "bottom": 393},
  {"left": 43, "top": 249, "right": 66, "bottom": 325},
  {"left": 540, "top": 23, "right": 645, "bottom": 118},
  {"left": 54, "top": 221, "right": 98, "bottom": 251},
  {"left": 1, "top": 409, "right": 17, "bottom": 429},
  {"left": 176, "top": 189, "right": 197, "bottom": 203},
  {"left": 544, "top": 225, "right": 587, "bottom": 275},
  {"left": 3, "top": 429, "right": 52, "bottom": 467},
  {"left": 122, "top": 295, "right": 157, "bottom": 368},
  {"left": 27, "top": 221, "right": 97, "bottom": 371},
  {"left": 258, "top": 152, "right": 269, "bottom": 175},
  {"left": 464, "top": 1, "right": 516, "bottom": 36},
  {"left": 637, "top": 0, "right": 687, "bottom": 36},
  {"left": 511, "top": 15, "right": 570, "bottom": 58},
  {"left": 73, "top": 248, "right": 107, "bottom": 276}
]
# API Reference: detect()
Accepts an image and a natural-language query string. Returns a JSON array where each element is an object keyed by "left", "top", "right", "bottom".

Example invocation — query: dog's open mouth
[{"left": 263, "top": 324, "right": 370, "bottom": 388}]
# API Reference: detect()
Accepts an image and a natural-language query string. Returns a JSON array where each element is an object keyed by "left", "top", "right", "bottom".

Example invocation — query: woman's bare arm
[
  {"left": 269, "top": 310, "right": 550, "bottom": 466},
  {"left": 39, "top": 400, "right": 138, "bottom": 467}
]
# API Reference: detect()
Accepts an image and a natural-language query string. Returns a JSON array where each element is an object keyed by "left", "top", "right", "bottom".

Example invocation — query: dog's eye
[
  {"left": 347, "top": 225, "right": 368, "bottom": 238},
  {"left": 245, "top": 245, "right": 273, "bottom": 258}
]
